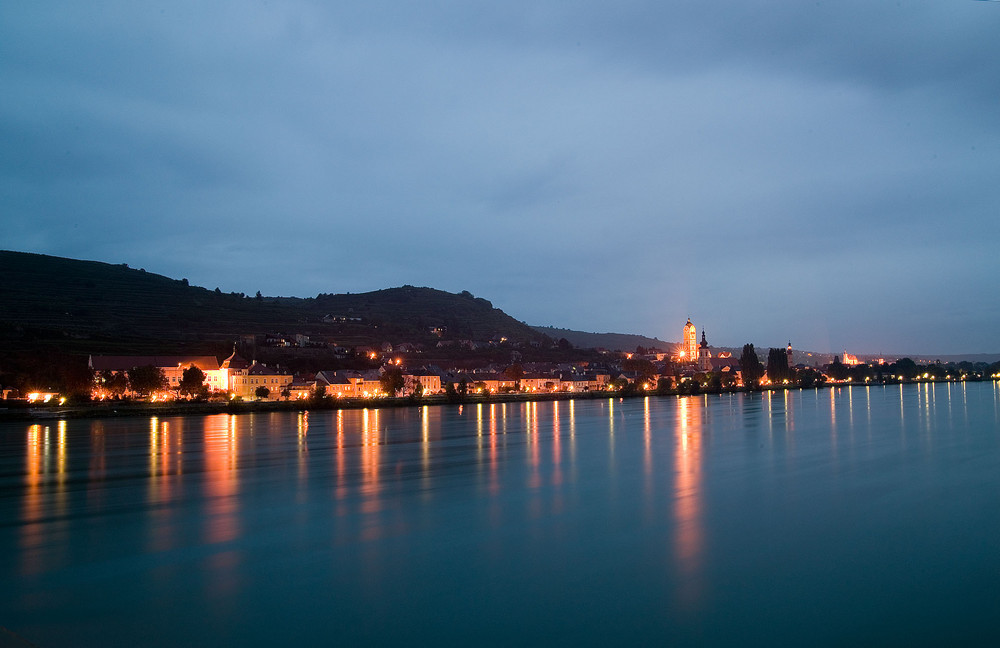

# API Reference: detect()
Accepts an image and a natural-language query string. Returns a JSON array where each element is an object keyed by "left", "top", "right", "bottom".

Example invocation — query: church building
[
  {"left": 698, "top": 330, "right": 712, "bottom": 371},
  {"left": 683, "top": 318, "right": 698, "bottom": 362}
]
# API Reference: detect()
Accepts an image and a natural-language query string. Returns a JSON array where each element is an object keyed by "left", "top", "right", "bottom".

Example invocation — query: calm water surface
[{"left": 3, "top": 383, "right": 1000, "bottom": 646}]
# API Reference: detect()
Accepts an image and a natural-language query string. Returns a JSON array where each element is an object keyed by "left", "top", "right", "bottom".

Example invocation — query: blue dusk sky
[{"left": 2, "top": 2, "right": 998, "bottom": 355}]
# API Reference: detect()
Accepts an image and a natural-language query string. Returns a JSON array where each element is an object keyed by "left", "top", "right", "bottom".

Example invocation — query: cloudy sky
[{"left": 2, "top": 1, "right": 998, "bottom": 354}]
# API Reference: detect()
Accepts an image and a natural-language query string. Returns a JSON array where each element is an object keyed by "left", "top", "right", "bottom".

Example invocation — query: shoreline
[
  {"left": 2, "top": 378, "right": 995, "bottom": 423},
  {"left": 0, "top": 390, "right": 621, "bottom": 422}
]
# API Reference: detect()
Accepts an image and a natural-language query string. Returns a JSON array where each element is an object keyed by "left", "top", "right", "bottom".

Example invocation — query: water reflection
[
  {"left": 674, "top": 396, "right": 703, "bottom": 609},
  {"left": 57, "top": 420, "right": 67, "bottom": 490},
  {"left": 203, "top": 414, "right": 239, "bottom": 545},
  {"left": 8, "top": 385, "right": 1000, "bottom": 646},
  {"left": 569, "top": 400, "right": 576, "bottom": 479},
  {"left": 528, "top": 402, "right": 541, "bottom": 491},
  {"left": 995, "top": 380, "right": 1000, "bottom": 423},
  {"left": 359, "top": 409, "right": 382, "bottom": 521},
  {"left": 297, "top": 411, "right": 309, "bottom": 489},
  {"left": 336, "top": 410, "right": 347, "bottom": 504},
  {"left": 784, "top": 389, "right": 795, "bottom": 433},
  {"left": 644, "top": 397, "right": 652, "bottom": 477},
  {"left": 552, "top": 401, "right": 562, "bottom": 488},
  {"left": 148, "top": 417, "right": 182, "bottom": 553},
  {"left": 488, "top": 403, "right": 499, "bottom": 494},
  {"left": 21, "top": 424, "right": 45, "bottom": 576}
]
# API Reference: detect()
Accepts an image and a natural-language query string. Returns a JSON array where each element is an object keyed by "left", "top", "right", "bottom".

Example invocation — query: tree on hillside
[
  {"left": 380, "top": 365, "right": 405, "bottom": 396},
  {"left": 128, "top": 365, "right": 166, "bottom": 397},
  {"left": 739, "top": 344, "right": 764, "bottom": 389},
  {"left": 178, "top": 366, "right": 207, "bottom": 398}
]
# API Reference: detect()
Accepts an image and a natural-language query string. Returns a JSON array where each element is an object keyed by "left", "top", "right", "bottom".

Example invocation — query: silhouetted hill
[
  {"left": 0, "top": 251, "right": 542, "bottom": 355},
  {"left": 532, "top": 326, "right": 674, "bottom": 352}
]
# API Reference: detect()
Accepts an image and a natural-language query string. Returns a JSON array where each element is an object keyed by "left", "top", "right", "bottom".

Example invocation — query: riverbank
[
  {"left": 0, "top": 390, "right": 618, "bottom": 422},
  {"left": 3, "top": 378, "right": 994, "bottom": 423}
]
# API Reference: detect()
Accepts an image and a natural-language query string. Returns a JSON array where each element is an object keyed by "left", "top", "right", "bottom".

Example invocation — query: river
[{"left": 2, "top": 383, "right": 1000, "bottom": 646}]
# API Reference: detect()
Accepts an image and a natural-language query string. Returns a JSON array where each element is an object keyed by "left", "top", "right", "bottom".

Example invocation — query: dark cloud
[{"left": 1, "top": 1, "right": 998, "bottom": 354}]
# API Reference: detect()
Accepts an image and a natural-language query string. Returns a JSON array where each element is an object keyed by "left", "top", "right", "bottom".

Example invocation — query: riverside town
[{"left": 5, "top": 317, "right": 999, "bottom": 416}]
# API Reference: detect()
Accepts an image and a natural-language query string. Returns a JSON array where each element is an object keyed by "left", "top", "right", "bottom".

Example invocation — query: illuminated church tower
[
  {"left": 698, "top": 330, "right": 712, "bottom": 371},
  {"left": 786, "top": 341, "right": 793, "bottom": 369},
  {"left": 683, "top": 318, "right": 697, "bottom": 363}
]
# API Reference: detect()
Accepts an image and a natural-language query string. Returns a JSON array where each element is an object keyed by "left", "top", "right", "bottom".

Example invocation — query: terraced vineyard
[{"left": 0, "top": 251, "right": 542, "bottom": 356}]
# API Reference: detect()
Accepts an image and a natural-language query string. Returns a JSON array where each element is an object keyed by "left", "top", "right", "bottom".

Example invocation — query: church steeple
[
  {"left": 682, "top": 318, "right": 697, "bottom": 362},
  {"left": 697, "top": 329, "right": 711, "bottom": 371}
]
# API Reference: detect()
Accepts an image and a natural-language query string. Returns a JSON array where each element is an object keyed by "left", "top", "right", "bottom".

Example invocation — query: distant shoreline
[
  {"left": 0, "top": 391, "right": 616, "bottom": 422},
  {"left": 3, "top": 378, "right": 996, "bottom": 423}
]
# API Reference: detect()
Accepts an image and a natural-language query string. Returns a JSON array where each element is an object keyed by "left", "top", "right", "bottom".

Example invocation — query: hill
[
  {"left": 0, "top": 250, "right": 543, "bottom": 356},
  {"left": 532, "top": 326, "right": 674, "bottom": 352}
]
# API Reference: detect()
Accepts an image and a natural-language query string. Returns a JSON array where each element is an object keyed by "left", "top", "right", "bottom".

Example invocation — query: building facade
[
  {"left": 683, "top": 319, "right": 698, "bottom": 362},
  {"left": 229, "top": 361, "right": 293, "bottom": 400},
  {"left": 698, "top": 331, "right": 712, "bottom": 372}
]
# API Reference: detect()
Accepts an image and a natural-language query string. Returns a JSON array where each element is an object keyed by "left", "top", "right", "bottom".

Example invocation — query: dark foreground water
[{"left": 3, "top": 383, "right": 1000, "bottom": 646}]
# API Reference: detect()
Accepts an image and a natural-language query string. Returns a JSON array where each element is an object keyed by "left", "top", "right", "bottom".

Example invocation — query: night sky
[{"left": 2, "top": 2, "right": 998, "bottom": 355}]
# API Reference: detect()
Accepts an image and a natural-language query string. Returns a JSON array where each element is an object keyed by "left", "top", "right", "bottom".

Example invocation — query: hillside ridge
[{"left": 0, "top": 250, "right": 541, "bottom": 354}]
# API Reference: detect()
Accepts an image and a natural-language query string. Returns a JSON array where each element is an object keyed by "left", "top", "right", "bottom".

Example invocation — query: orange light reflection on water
[
  {"left": 203, "top": 414, "right": 239, "bottom": 545},
  {"left": 644, "top": 397, "right": 652, "bottom": 477},
  {"left": 336, "top": 410, "right": 346, "bottom": 502},
  {"left": 674, "top": 396, "right": 704, "bottom": 609},
  {"left": 528, "top": 402, "right": 541, "bottom": 490},
  {"left": 552, "top": 401, "right": 562, "bottom": 487},
  {"left": 489, "top": 403, "right": 499, "bottom": 494},
  {"left": 20, "top": 424, "right": 45, "bottom": 576},
  {"left": 359, "top": 409, "right": 383, "bottom": 525},
  {"left": 19, "top": 420, "right": 72, "bottom": 576},
  {"left": 297, "top": 411, "right": 309, "bottom": 488}
]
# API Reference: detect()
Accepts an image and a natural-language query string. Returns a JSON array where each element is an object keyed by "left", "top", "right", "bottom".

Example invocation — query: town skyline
[{"left": 3, "top": 3, "right": 999, "bottom": 354}]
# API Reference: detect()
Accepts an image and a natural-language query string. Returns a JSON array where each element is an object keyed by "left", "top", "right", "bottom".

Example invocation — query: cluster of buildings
[
  {"left": 7, "top": 318, "right": 988, "bottom": 405},
  {"left": 90, "top": 351, "right": 293, "bottom": 401},
  {"left": 85, "top": 319, "right": 783, "bottom": 402},
  {"left": 88, "top": 348, "right": 616, "bottom": 401}
]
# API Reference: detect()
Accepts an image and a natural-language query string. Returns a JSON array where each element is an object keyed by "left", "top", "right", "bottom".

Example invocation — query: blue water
[{"left": 2, "top": 383, "right": 1000, "bottom": 646}]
